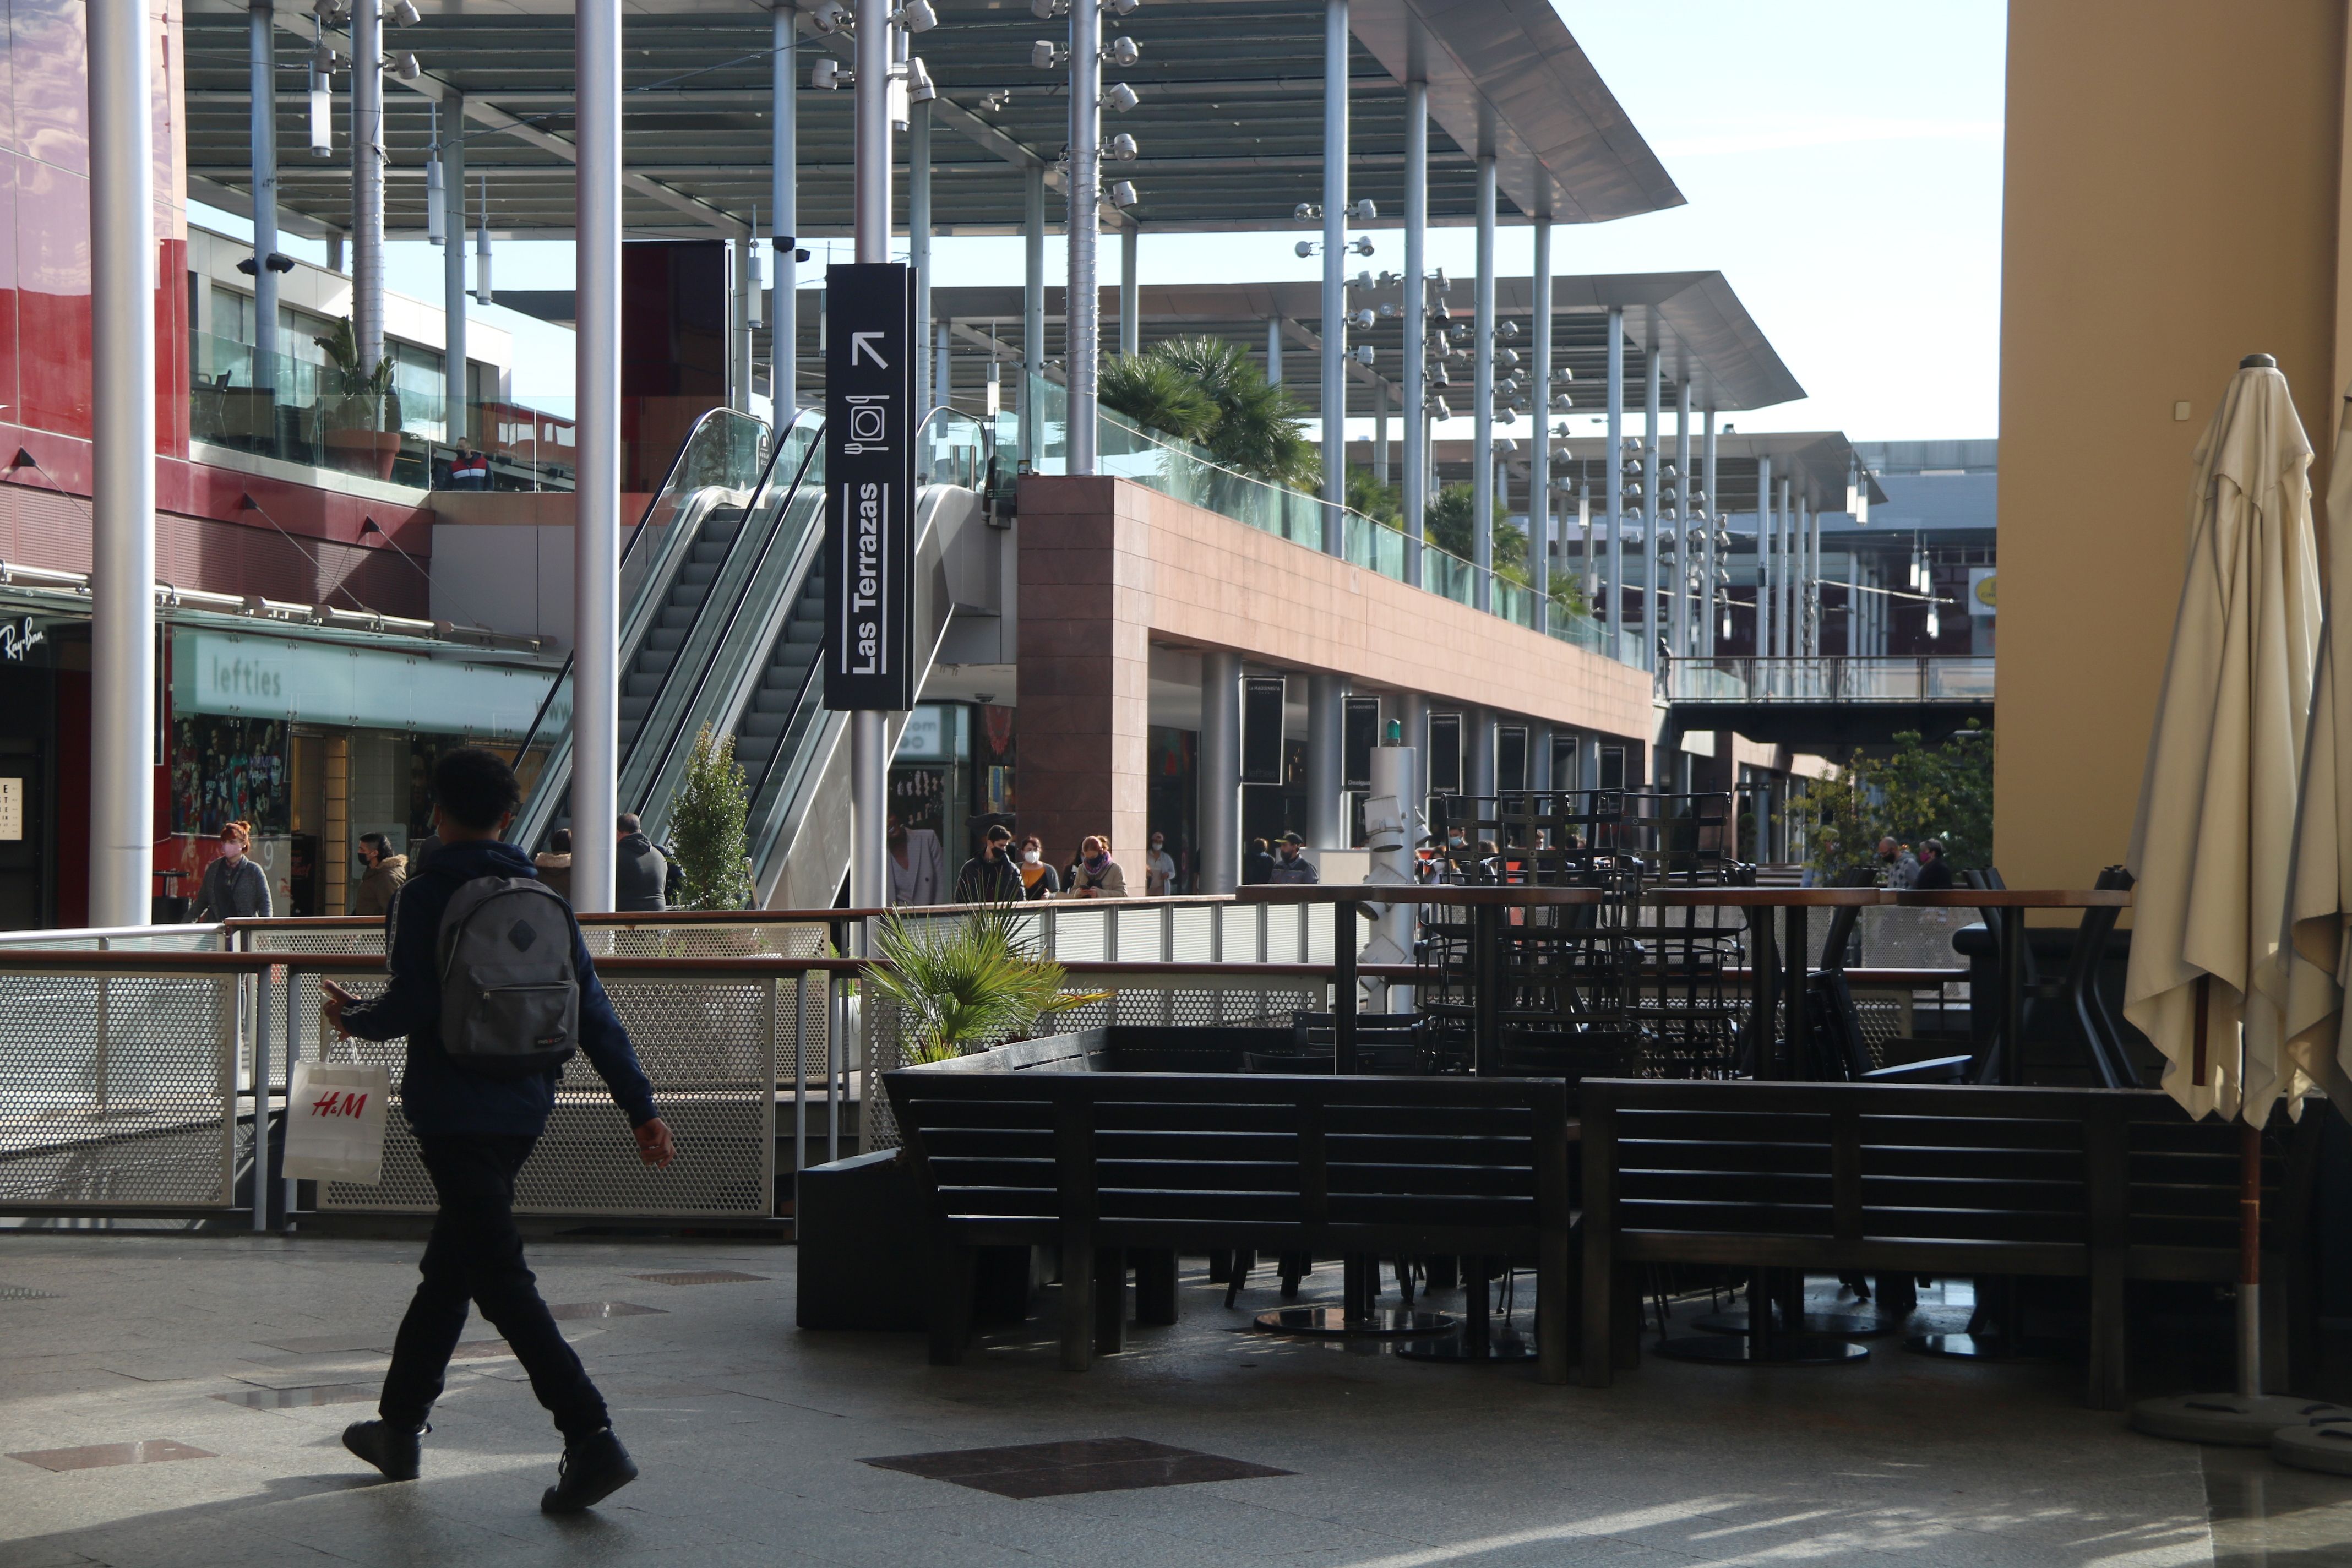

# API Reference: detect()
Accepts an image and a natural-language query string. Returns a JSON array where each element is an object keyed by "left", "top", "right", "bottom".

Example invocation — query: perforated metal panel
[
  {"left": 299, "top": 972, "right": 779, "bottom": 1219},
  {"left": 0, "top": 971, "right": 235, "bottom": 1207}
]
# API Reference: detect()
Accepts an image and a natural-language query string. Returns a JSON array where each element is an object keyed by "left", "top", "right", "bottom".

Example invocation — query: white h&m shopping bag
[{"left": 283, "top": 1028, "right": 390, "bottom": 1185}]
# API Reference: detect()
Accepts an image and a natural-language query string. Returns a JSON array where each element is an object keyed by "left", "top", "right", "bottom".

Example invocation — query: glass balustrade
[{"left": 1665, "top": 656, "right": 1998, "bottom": 703}]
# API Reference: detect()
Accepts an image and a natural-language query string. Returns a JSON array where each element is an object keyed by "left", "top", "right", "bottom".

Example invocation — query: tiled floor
[{"left": 1, "top": 1234, "right": 2346, "bottom": 1566}]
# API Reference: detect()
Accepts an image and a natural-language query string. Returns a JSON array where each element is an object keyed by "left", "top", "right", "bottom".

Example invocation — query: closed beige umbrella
[
  {"left": 2126, "top": 354, "right": 2337, "bottom": 1445},
  {"left": 2124, "top": 356, "right": 2321, "bottom": 1120}
]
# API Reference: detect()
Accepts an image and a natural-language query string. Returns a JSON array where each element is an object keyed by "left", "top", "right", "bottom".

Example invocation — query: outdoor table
[
  {"left": 1893, "top": 889, "right": 2132, "bottom": 1086},
  {"left": 1643, "top": 888, "right": 1890, "bottom": 1079},
  {"left": 1237, "top": 883, "right": 1603, "bottom": 1075}
]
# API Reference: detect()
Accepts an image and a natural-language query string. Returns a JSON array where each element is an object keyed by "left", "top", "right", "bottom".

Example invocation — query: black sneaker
[
  {"left": 341, "top": 1419, "right": 423, "bottom": 1482},
  {"left": 540, "top": 1429, "right": 638, "bottom": 1515}
]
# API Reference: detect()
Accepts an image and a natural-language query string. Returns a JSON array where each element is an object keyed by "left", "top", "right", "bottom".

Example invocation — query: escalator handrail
[
  {"left": 628, "top": 420, "right": 827, "bottom": 824},
  {"left": 504, "top": 406, "right": 802, "bottom": 772}
]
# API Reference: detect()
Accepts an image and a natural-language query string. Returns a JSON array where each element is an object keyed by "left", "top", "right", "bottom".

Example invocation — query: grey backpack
[{"left": 435, "top": 877, "right": 580, "bottom": 1080}]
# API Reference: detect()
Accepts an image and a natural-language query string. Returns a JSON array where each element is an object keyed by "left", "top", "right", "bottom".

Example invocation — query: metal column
[
  {"left": 1806, "top": 497, "right": 1822, "bottom": 657},
  {"left": 1394, "top": 689, "right": 1427, "bottom": 822},
  {"left": 1777, "top": 477, "right": 1794, "bottom": 660},
  {"left": 1530, "top": 219, "right": 1551, "bottom": 619},
  {"left": 1604, "top": 306, "right": 1623, "bottom": 652},
  {"left": 1199, "top": 650, "right": 1241, "bottom": 893},
  {"left": 1701, "top": 409, "right": 1718, "bottom": 656},
  {"left": 911, "top": 100, "right": 932, "bottom": 414},
  {"left": 1065, "top": 0, "right": 1100, "bottom": 475},
  {"left": 1672, "top": 378, "right": 1690, "bottom": 657},
  {"left": 1466, "top": 707, "right": 1495, "bottom": 798},
  {"left": 1471, "top": 154, "right": 1495, "bottom": 609},
  {"left": 1267, "top": 315, "right": 1284, "bottom": 384},
  {"left": 1373, "top": 382, "right": 1388, "bottom": 487},
  {"left": 1320, "top": 0, "right": 1348, "bottom": 557},
  {"left": 249, "top": 1, "right": 281, "bottom": 390},
  {"left": 442, "top": 92, "right": 467, "bottom": 443},
  {"left": 1308, "top": 673, "right": 1344, "bottom": 853},
  {"left": 1118, "top": 225, "right": 1139, "bottom": 358},
  {"left": 1401, "top": 77, "right": 1426, "bottom": 586},
  {"left": 1021, "top": 163, "right": 1043, "bottom": 463},
  {"left": 1641, "top": 348, "right": 1659, "bottom": 669},
  {"left": 573, "top": 0, "right": 622, "bottom": 912},
  {"left": 848, "top": 0, "right": 895, "bottom": 916},
  {"left": 731, "top": 237, "right": 753, "bottom": 414},
  {"left": 350, "top": 0, "right": 383, "bottom": 372},
  {"left": 1754, "top": 454, "right": 1773, "bottom": 661},
  {"left": 772, "top": 2, "right": 797, "bottom": 414},
  {"left": 90, "top": 0, "right": 154, "bottom": 928}
]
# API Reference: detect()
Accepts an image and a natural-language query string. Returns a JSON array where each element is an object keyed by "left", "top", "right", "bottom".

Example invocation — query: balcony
[{"left": 1665, "top": 656, "right": 1996, "bottom": 746}]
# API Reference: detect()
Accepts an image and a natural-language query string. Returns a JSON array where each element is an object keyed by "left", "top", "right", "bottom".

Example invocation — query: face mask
[
  {"left": 220, "top": 842, "right": 244, "bottom": 861},
  {"left": 1085, "top": 853, "right": 1108, "bottom": 872},
  {"left": 1022, "top": 850, "right": 1041, "bottom": 864}
]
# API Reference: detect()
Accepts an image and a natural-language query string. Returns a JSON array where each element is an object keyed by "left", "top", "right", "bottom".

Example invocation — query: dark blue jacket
[{"left": 338, "top": 838, "right": 660, "bottom": 1139}]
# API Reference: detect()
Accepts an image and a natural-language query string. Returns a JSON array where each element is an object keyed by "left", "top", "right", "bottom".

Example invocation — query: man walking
[
  {"left": 614, "top": 813, "right": 670, "bottom": 912},
  {"left": 1269, "top": 831, "right": 1320, "bottom": 884},
  {"left": 351, "top": 832, "right": 408, "bottom": 916},
  {"left": 325, "top": 747, "right": 676, "bottom": 1513},
  {"left": 954, "top": 823, "right": 1024, "bottom": 903}
]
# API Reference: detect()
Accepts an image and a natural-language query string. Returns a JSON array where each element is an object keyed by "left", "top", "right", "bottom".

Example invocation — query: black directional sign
[{"left": 823, "top": 263, "right": 917, "bottom": 712}]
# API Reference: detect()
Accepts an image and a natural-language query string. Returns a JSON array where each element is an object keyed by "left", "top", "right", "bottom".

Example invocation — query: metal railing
[{"left": 1666, "top": 655, "right": 1997, "bottom": 704}]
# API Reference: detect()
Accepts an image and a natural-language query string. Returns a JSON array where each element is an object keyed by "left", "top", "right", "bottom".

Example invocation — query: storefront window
[{"left": 169, "top": 716, "right": 291, "bottom": 836}]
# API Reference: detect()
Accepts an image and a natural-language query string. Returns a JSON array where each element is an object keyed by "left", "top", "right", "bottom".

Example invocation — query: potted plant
[
  {"left": 313, "top": 317, "right": 403, "bottom": 479},
  {"left": 863, "top": 904, "right": 1105, "bottom": 1063}
]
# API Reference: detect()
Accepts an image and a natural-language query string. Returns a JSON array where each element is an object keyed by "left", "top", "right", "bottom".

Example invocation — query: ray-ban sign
[{"left": 823, "top": 263, "right": 916, "bottom": 712}]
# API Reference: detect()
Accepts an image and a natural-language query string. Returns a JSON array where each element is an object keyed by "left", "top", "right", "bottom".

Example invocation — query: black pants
[{"left": 379, "top": 1134, "right": 609, "bottom": 1442}]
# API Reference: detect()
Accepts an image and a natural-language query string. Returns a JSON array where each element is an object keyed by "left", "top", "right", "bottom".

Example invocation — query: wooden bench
[
  {"left": 1578, "top": 1078, "right": 2309, "bottom": 1407},
  {"left": 882, "top": 1066, "right": 1579, "bottom": 1381}
]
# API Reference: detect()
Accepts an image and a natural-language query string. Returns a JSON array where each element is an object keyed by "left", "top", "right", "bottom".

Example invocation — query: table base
[
  {"left": 2271, "top": 1415, "right": 2352, "bottom": 1472},
  {"left": 1253, "top": 1306, "right": 1459, "bottom": 1338},
  {"left": 1654, "top": 1333, "right": 1869, "bottom": 1366},
  {"left": 2131, "top": 1392, "right": 2351, "bottom": 1447}
]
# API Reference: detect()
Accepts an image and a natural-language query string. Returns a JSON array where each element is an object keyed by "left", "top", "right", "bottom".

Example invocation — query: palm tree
[
  {"left": 1147, "top": 336, "right": 1314, "bottom": 486},
  {"left": 312, "top": 317, "right": 399, "bottom": 434},
  {"left": 1098, "top": 354, "right": 1219, "bottom": 444}
]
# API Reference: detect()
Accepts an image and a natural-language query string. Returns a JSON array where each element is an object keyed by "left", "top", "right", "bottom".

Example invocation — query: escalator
[{"left": 511, "top": 405, "right": 990, "bottom": 910}]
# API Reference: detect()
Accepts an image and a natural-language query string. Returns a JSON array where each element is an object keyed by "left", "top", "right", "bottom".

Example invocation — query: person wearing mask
[
  {"left": 324, "top": 747, "right": 672, "bottom": 1513},
  {"left": 1913, "top": 837, "right": 1956, "bottom": 890},
  {"left": 352, "top": 832, "right": 410, "bottom": 916},
  {"left": 614, "top": 814, "right": 669, "bottom": 912},
  {"left": 954, "top": 824, "right": 1025, "bottom": 903},
  {"left": 1241, "top": 836, "right": 1276, "bottom": 886},
  {"left": 1016, "top": 834, "right": 1061, "bottom": 900},
  {"left": 533, "top": 828, "right": 575, "bottom": 904},
  {"left": 1876, "top": 835, "right": 1919, "bottom": 889},
  {"left": 1065, "top": 836, "right": 1128, "bottom": 899},
  {"left": 192, "top": 821, "right": 273, "bottom": 919},
  {"left": 1268, "top": 831, "right": 1319, "bottom": 884},
  {"left": 885, "top": 813, "right": 944, "bottom": 906},
  {"left": 1142, "top": 831, "right": 1178, "bottom": 897}
]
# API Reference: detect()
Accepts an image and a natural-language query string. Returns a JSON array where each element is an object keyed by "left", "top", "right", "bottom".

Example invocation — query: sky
[{"left": 200, "top": 1, "right": 2008, "bottom": 439}]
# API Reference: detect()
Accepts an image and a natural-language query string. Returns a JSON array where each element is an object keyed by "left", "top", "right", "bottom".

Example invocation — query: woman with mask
[
  {"left": 1016, "top": 834, "right": 1061, "bottom": 900},
  {"left": 192, "top": 820, "right": 274, "bottom": 920},
  {"left": 1064, "top": 835, "right": 1128, "bottom": 899}
]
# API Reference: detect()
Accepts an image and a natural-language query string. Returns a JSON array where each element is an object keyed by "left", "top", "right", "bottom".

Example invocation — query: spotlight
[
  {"left": 1293, "top": 202, "right": 1320, "bottom": 221},
  {"left": 811, "top": 56, "right": 846, "bottom": 88},
  {"left": 1353, "top": 344, "right": 1375, "bottom": 366},
  {"left": 1347, "top": 308, "right": 1374, "bottom": 330},
  {"left": 1348, "top": 198, "right": 1377, "bottom": 221},
  {"left": 1495, "top": 320, "right": 1519, "bottom": 340},
  {"left": 1293, "top": 240, "right": 1316, "bottom": 258},
  {"left": 1104, "top": 35, "right": 1140, "bottom": 66},
  {"left": 892, "top": 0, "right": 937, "bottom": 29},
  {"left": 392, "top": 51, "right": 420, "bottom": 80},
  {"left": 1496, "top": 347, "right": 1520, "bottom": 368},
  {"left": 1107, "top": 132, "right": 1138, "bottom": 160},
  {"left": 1030, "top": 39, "right": 1063, "bottom": 68},
  {"left": 1030, "top": 0, "right": 1061, "bottom": 15},
  {"left": 1550, "top": 394, "right": 1574, "bottom": 412},
  {"left": 1106, "top": 80, "right": 1139, "bottom": 111},
  {"left": 906, "top": 57, "right": 935, "bottom": 102},
  {"left": 389, "top": 0, "right": 419, "bottom": 24},
  {"left": 1103, "top": 0, "right": 1140, "bottom": 13},
  {"left": 1109, "top": 179, "right": 1138, "bottom": 208},
  {"left": 808, "top": 0, "right": 850, "bottom": 31},
  {"left": 1346, "top": 236, "right": 1373, "bottom": 256}
]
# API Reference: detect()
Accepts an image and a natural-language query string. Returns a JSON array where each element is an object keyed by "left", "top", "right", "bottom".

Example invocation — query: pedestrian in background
[
  {"left": 1065, "top": 836, "right": 1128, "bottom": 898},
  {"left": 1242, "top": 836, "right": 1276, "bottom": 886},
  {"left": 954, "top": 824, "right": 1024, "bottom": 903},
  {"left": 1268, "top": 831, "right": 1319, "bottom": 884},
  {"left": 614, "top": 814, "right": 668, "bottom": 912},
  {"left": 1143, "top": 831, "right": 1177, "bottom": 897},
  {"left": 352, "top": 832, "right": 409, "bottom": 916},
  {"left": 534, "top": 828, "right": 575, "bottom": 903},
  {"left": 192, "top": 820, "right": 272, "bottom": 919},
  {"left": 1017, "top": 835, "right": 1061, "bottom": 900}
]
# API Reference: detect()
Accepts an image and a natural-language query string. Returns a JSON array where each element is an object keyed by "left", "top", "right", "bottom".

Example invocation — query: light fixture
[
  {"left": 812, "top": 56, "right": 847, "bottom": 88},
  {"left": 1497, "top": 437, "right": 1516, "bottom": 454},
  {"left": 1430, "top": 267, "right": 1449, "bottom": 293},
  {"left": 393, "top": 51, "right": 420, "bottom": 81},
  {"left": 1376, "top": 302, "right": 1398, "bottom": 319},
  {"left": 1347, "top": 308, "right": 1373, "bottom": 330},
  {"left": 1495, "top": 320, "right": 1520, "bottom": 340},
  {"left": 1496, "top": 347, "right": 1520, "bottom": 368},
  {"left": 1029, "top": 39, "right": 1061, "bottom": 69},
  {"left": 1106, "top": 80, "right": 1139, "bottom": 111},
  {"left": 1353, "top": 344, "right": 1374, "bottom": 366},
  {"left": 1349, "top": 270, "right": 1373, "bottom": 291},
  {"left": 809, "top": 0, "right": 850, "bottom": 31},
  {"left": 1029, "top": 0, "right": 1061, "bottom": 16},
  {"left": 1104, "top": 0, "right": 1139, "bottom": 13},
  {"left": 892, "top": 0, "right": 937, "bottom": 29},
  {"left": 473, "top": 175, "right": 493, "bottom": 303},
  {"left": 389, "top": 0, "right": 419, "bottom": 24},
  {"left": 1348, "top": 198, "right": 1376, "bottom": 221},
  {"left": 1496, "top": 407, "right": 1516, "bottom": 426},
  {"left": 1107, "top": 131, "right": 1138, "bottom": 161},
  {"left": 424, "top": 102, "right": 444, "bottom": 243},
  {"left": 1294, "top": 202, "right": 1320, "bottom": 221},
  {"left": 1109, "top": 179, "right": 1138, "bottom": 207},
  {"left": 978, "top": 88, "right": 1009, "bottom": 111},
  {"left": 1549, "top": 393, "right": 1572, "bottom": 412},
  {"left": 906, "top": 56, "right": 935, "bottom": 102},
  {"left": 747, "top": 206, "right": 764, "bottom": 328},
  {"left": 308, "top": 44, "right": 334, "bottom": 158},
  {"left": 1104, "top": 34, "right": 1139, "bottom": 66},
  {"left": 1293, "top": 239, "right": 1315, "bottom": 258},
  {"left": 1347, "top": 236, "right": 1374, "bottom": 257}
]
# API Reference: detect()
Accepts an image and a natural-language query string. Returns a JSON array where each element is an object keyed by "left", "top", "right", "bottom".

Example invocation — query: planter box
[{"left": 794, "top": 1149, "right": 1041, "bottom": 1331}]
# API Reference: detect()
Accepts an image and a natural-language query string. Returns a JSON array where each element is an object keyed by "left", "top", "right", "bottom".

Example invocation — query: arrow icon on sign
[{"left": 851, "top": 332, "right": 890, "bottom": 368}]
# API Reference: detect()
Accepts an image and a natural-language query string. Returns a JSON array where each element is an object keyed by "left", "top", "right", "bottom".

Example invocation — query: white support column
[
  {"left": 442, "top": 91, "right": 467, "bottom": 443},
  {"left": 350, "top": 0, "right": 384, "bottom": 372},
  {"left": 572, "top": 0, "right": 622, "bottom": 912},
  {"left": 1308, "top": 673, "right": 1344, "bottom": 854},
  {"left": 1755, "top": 454, "right": 1773, "bottom": 662},
  {"left": 934, "top": 320, "right": 951, "bottom": 420},
  {"left": 1777, "top": 477, "right": 1795, "bottom": 659},
  {"left": 1701, "top": 408, "right": 1718, "bottom": 656},
  {"left": 772, "top": 2, "right": 797, "bottom": 415},
  {"left": 1401, "top": 77, "right": 1426, "bottom": 587},
  {"left": 1267, "top": 314, "right": 1284, "bottom": 384},
  {"left": 848, "top": 0, "right": 895, "bottom": 916},
  {"left": 1605, "top": 306, "right": 1624, "bottom": 652},
  {"left": 1807, "top": 497, "right": 1823, "bottom": 657},
  {"left": 249, "top": 1, "right": 281, "bottom": 391},
  {"left": 1021, "top": 162, "right": 1043, "bottom": 463},
  {"left": 1393, "top": 689, "right": 1427, "bottom": 821},
  {"left": 1065, "top": 0, "right": 1100, "bottom": 475},
  {"left": 1641, "top": 347, "right": 1659, "bottom": 668},
  {"left": 1530, "top": 217, "right": 1551, "bottom": 620},
  {"left": 89, "top": 0, "right": 155, "bottom": 927},
  {"left": 910, "top": 100, "right": 932, "bottom": 414},
  {"left": 1320, "top": 0, "right": 1348, "bottom": 557},
  {"left": 1118, "top": 225, "right": 1139, "bottom": 359},
  {"left": 731, "top": 236, "right": 753, "bottom": 414},
  {"left": 1673, "top": 378, "right": 1691, "bottom": 657},
  {"left": 1199, "top": 650, "right": 1240, "bottom": 893},
  {"left": 1471, "top": 153, "right": 1495, "bottom": 609}
]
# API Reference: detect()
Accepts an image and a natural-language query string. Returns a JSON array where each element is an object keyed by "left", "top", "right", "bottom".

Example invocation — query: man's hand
[
  {"left": 633, "top": 1118, "right": 677, "bottom": 1169},
  {"left": 321, "top": 980, "right": 355, "bottom": 1038}
]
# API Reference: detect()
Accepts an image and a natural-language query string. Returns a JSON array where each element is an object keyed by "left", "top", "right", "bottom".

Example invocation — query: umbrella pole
[{"left": 2238, "top": 1118, "right": 2262, "bottom": 1400}]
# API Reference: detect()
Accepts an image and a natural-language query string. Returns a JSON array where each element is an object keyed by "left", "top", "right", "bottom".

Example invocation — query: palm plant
[
  {"left": 1098, "top": 354, "right": 1219, "bottom": 445},
  {"left": 313, "top": 317, "right": 400, "bottom": 434},
  {"left": 863, "top": 905, "right": 1105, "bottom": 1064},
  {"left": 1147, "top": 335, "right": 1315, "bottom": 486}
]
